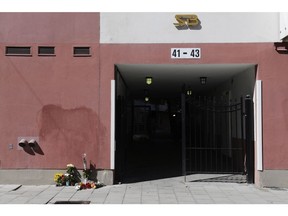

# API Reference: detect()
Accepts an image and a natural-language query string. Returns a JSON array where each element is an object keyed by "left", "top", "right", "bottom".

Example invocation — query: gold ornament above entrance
[{"left": 174, "top": 14, "right": 201, "bottom": 29}]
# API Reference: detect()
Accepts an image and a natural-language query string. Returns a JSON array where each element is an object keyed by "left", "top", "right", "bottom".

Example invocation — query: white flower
[{"left": 67, "top": 164, "right": 74, "bottom": 167}]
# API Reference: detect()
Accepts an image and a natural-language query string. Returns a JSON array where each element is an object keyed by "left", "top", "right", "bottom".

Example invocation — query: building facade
[{"left": 0, "top": 12, "right": 288, "bottom": 187}]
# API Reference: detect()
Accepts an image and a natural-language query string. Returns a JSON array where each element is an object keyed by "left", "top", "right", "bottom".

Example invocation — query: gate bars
[
  {"left": 182, "top": 94, "right": 249, "bottom": 177},
  {"left": 245, "top": 95, "right": 255, "bottom": 183}
]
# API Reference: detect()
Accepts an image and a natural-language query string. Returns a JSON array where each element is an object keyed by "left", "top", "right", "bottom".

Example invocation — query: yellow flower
[{"left": 54, "top": 173, "right": 63, "bottom": 182}]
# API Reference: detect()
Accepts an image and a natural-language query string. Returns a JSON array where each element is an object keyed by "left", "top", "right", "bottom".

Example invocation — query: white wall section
[
  {"left": 110, "top": 80, "right": 115, "bottom": 170},
  {"left": 280, "top": 12, "right": 288, "bottom": 40},
  {"left": 101, "top": 12, "right": 280, "bottom": 43},
  {"left": 255, "top": 80, "right": 263, "bottom": 171}
]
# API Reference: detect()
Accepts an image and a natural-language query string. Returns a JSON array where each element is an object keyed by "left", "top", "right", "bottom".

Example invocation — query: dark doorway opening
[
  {"left": 115, "top": 94, "right": 183, "bottom": 183},
  {"left": 114, "top": 64, "right": 256, "bottom": 184},
  {"left": 124, "top": 99, "right": 182, "bottom": 183}
]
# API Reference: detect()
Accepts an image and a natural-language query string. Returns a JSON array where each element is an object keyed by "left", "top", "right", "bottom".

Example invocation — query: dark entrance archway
[{"left": 114, "top": 64, "right": 256, "bottom": 183}]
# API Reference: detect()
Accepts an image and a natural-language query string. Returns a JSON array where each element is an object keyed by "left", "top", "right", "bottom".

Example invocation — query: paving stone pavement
[{"left": 1, "top": 175, "right": 288, "bottom": 204}]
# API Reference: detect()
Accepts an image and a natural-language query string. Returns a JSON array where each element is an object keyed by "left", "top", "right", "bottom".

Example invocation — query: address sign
[{"left": 171, "top": 48, "right": 201, "bottom": 59}]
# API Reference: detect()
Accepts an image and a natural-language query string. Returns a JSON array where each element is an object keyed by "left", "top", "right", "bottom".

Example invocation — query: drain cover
[{"left": 54, "top": 201, "right": 91, "bottom": 204}]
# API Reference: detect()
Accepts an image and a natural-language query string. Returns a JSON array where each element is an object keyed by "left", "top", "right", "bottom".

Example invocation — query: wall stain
[{"left": 38, "top": 105, "right": 106, "bottom": 167}]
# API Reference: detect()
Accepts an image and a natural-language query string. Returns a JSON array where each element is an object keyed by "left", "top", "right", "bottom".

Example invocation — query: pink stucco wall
[{"left": 0, "top": 13, "right": 104, "bottom": 169}]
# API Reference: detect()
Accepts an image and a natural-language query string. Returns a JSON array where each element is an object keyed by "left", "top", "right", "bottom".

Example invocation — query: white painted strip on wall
[
  {"left": 110, "top": 80, "right": 115, "bottom": 170},
  {"left": 280, "top": 12, "right": 288, "bottom": 40},
  {"left": 256, "top": 80, "right": 263, "bottom": 171},
  {"left": 100, "top": 13, "right": 280, "bottom": 44}
]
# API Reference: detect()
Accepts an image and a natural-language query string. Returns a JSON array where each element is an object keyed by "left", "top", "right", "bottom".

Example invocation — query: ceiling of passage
[{"left": 116, "top": 63, "right": 255, "bottom": 99}]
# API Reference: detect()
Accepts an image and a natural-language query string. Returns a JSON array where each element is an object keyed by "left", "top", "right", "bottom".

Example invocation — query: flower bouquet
[
  {"left": 54, "top": 173, "right": 65, "bottom": 186},
  {"left": 75, "top": 181, "right": 97, "bottom": 190},
  {"left": 66, "top": 164, "right": 80, "bottom": 185},
  {"left": 53, "top": 163, "right": 81, "bottom": 186},
  {"left": 74, "top": 180, "right": 105, "bottom": 190}
]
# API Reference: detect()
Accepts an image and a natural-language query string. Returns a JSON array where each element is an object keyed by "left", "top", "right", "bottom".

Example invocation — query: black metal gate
[{"left": 182, "top": 94, "right": 248, "bottom": 175}]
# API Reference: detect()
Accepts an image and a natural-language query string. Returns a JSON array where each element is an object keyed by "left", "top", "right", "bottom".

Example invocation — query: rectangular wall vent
[
  {"left": 38, "top": 46, "right": 55, "bottom": 56},
  {"left": 73, "top": 47, "right": 91, "bottom": 56},
  {"left": 6, "top": 46, "right": 31, "bottom": 56}
]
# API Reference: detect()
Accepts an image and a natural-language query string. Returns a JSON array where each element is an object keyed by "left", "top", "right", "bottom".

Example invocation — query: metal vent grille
[
  {"left": 6, "top": 47, "right": 31, "bottom": 55},
  {"left": 38, "top": 46, "right": 55, "bottom": 55},
  {"left": 73, "top": 47, "right": 90, "bottom": 56}
]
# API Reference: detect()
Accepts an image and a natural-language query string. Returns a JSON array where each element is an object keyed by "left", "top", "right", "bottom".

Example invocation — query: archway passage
[{"left": 114, "top": 64, "right": 256, "bottom": 183}]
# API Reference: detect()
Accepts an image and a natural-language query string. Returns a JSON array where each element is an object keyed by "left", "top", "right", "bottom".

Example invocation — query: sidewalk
[{"left": 1, "top": 174, "right": 288, "bottom": 204}]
